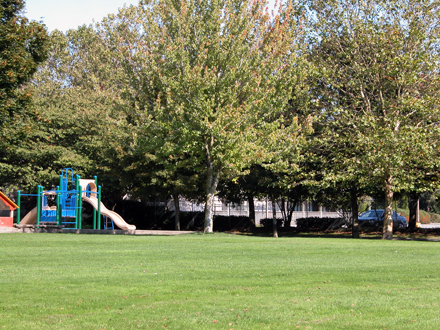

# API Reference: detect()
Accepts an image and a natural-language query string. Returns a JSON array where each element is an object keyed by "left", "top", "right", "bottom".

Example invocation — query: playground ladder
[{"left": 103, "top": 216, "right": 114, "bottom": 230}]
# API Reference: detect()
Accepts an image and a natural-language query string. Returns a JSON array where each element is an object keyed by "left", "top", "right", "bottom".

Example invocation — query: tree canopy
[
  {"left": 3, "top": 0, "right": 440, "bottom": 238},
  {"left": 94, "top": 0, "right": 309, "bottom": 232},
  {"left": 0, "top": 0, "right": 49, "bottom": 124},
  {"left": 304, "top": 0, "right": 440, "bottom": 239},
  {"left": 0, "top": 0, "right": 49, "bottom": 178}
]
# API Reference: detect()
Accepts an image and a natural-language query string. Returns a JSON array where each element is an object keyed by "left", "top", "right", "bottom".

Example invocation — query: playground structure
[
  {"left": 0, "top": 191, "right": 19, "bottom": 227},
  {"left": 17, "top": 168, "right": 135, "bottom": 230}
]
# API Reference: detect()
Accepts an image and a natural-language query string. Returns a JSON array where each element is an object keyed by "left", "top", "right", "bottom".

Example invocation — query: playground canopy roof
[{"left": 0, "top": 191, "right": 19, "bottom": 211}]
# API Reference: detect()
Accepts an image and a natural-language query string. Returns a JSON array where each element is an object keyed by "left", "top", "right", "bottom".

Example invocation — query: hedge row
[
  {"left": 259, "top": 217, "right": 345, "bottom": 231},
  {"left": 82, "top": 200, "right": 253, "bottom": 231},
  {"left": 295, "top": 217, "right": 345, "bottom": 231}
]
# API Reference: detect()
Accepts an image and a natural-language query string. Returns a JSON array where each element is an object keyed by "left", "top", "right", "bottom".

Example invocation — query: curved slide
[
  {"left": 82, "top": 196, "right": 136, "bottom": 230},
  {"left": 18, "top": 207, "right": 38, "bottom": 225}
]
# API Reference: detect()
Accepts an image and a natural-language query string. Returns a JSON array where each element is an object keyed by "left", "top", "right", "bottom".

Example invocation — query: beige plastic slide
[
  {"left": 18, "top": 206, "right": 57, "bottom": 226},
  {"left": 82, "top": 196, "right": 136, "bottom": 230},
  {"left": 19, "top": 207, "right": 38, "bottom": 225}
]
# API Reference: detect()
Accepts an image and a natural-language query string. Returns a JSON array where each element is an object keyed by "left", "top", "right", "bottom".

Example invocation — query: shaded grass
[
  {"left": 247, "top": 227, "right": 440, "bottom": 241},
  {"left": 0, "top": 233, "right": 439, "bottom": 329}
]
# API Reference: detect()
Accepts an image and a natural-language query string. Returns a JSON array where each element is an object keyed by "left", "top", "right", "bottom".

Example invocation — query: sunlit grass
[{"left": 0, "top": 233, "right": 439, "bottom": 329}]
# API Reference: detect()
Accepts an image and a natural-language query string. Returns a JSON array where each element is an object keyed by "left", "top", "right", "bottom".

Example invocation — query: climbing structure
[{"left": 17, "top": 168, "right": 135, "bottom": 230}]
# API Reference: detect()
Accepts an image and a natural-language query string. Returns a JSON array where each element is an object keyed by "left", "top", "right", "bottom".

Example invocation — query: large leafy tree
[
  {"left": 301, "top": 119, "right": 380, "bottom": 238},
  {"left": 102, "top": 0, "right": 308, "bottom": 232},
  {"left": 2, "top": 26, "right": 132, "bottom": 202},
  {"left": 305, "top": 0, "right": 440, "bottom": 239},
  {"left": 0, "top": 0, "right": 49, "bottom": 185},
  {"left": 35, "top": 27, "right": 133, "bottom": 203},
  {"left": 84, "top": 6, "right": 208, "bottom": 227}
]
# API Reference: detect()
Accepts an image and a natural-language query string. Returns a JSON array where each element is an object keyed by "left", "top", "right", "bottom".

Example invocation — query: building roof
[{"left": 0, "top": 191, "right": 19, "bottom": 210}]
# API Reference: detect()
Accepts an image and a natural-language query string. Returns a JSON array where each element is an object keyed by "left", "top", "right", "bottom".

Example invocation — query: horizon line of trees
[{"left": 1, "top": 0, "right": 440, "bottom": 239}]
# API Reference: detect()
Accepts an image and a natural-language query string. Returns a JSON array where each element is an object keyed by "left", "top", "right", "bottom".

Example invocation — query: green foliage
[
  {"left": 419, "top": 191, "right": 440, "bottom": 216},
  {"left": 114, "top": 200, "right": 252, "bottom": 231},
  {"left": 4, "top": 0, "right": 440, "bottom": 237},
  {"left": 419, "top": 210, "right": 440, "bottom": 224},
  {"left": 96, "top": 0, "right": 309, "bottom": 232},
  {"left": 0, "top": 0, "right": 49, "bottom": 148},
  {"left": 212, "top": 215, "right": 253, "bottom": 231},
  {"left": 217, "top": 165, "right": 276, "bottom": 214},
  {"left": 303, "top": 0, "right": 440, "bottom": 239},
  {"left": 397, "top": 207, "right": 440, "bottom": 224},
  {"left": 259, "top": 217, "right": 284, "bottom": 228},
  {"left": 1, "top": 26, "right": 135, "bottom": 200},
  {"left": 114, "top": 200, "right": 206, "bottom": 230},
  {"left": 0, "top": 0, "right": 49, "bottom": 189},
  {"left": 295, "top": 217, "right": 344, "bottom": 231}
]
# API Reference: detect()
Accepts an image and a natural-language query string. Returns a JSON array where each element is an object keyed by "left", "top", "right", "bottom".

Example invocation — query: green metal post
[
  {"left": 92, "top": 205, "right": 96, "bottom": 229},
  {"left": 56, "top": 186, "right": 61, "bottom": 225},
  {"left": 78, "top": 185, "right": 82, "bottom": 229},
  {"left": 16, "top": 191, "right": 21, "bottom": 224},
  {"left": 75, "top": 175, "right": 80, "bottom": 229},
  {"left": 97, "top": 185, "right": 102, "bottom": 230},
  {"left": 93, "top": 175, "right": 97, "bottom": 229},
  {"left": 36, "top": 185, "right": 42, "bottom": 227},
  {"left": 59, "top": 174, "right": 63, "bottom": 222}
]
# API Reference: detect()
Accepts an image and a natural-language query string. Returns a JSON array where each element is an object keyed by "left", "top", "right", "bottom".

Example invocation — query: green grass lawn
[{"left": 0, "top": 233, "right": 439, "bottom": 329}]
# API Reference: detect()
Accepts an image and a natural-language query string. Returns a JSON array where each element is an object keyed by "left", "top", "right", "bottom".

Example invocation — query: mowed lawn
[{"left": 0, "top": 233, "right": 439, "bottom": 329}]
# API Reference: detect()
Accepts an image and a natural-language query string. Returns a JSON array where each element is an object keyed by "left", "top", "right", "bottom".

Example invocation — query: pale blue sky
[{"left": 24, "top": 0, "right": 140, "bottom": 32}]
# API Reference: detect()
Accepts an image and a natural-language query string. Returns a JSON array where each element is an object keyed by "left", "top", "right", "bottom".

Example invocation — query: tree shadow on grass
[{"left": 231, "top": 227, "right": 440, "bottom": 241}]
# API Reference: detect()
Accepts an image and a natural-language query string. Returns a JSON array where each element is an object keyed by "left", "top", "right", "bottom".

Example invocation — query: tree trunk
[
  {"left": 248, "top": 193, "right": 255, "bottom": 226},
  {"left": 408, "top": 192, "right": 419, "bottom": 231},
  {"left": 286, "top": 199, "right": 295, "bottom": 229},
  {"left": 272, "top": 198, "right": 278, "bottom": 238},
  {"left": 173, "top": 193, "right": 180, "bottom": 231},
  {"left": 351, "top": 189, "right": 359, "bottom": 239},
  {"left": 383, "top": 175, "right": 394, "bottom": 240},
  {"left": 279, "top": 198, "right": 287, "bottom": 224},
  {"left": 204, "top": 166, "right": 220, "bottom": 233}
]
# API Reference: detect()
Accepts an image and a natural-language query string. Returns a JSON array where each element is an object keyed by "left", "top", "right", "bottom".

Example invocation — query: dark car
[{"left": 358, "top": 209, "right": 408, "bottom": 228}]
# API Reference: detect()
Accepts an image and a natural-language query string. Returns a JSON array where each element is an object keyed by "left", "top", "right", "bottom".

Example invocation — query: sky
[{"left": 24, "top": 0, "right": 140, "bottom": 32}]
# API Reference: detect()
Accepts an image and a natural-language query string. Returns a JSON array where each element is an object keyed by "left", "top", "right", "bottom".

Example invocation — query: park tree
[
  {"left": 0, "top": 0, "right": 49, "bottom": 185},
  {"left": 100, "top": 0, "right": 308, "bottom": 232},
  {"left": 301, "top": 119, "right": 380, "bottom": 238},
  {"left": 217, "top": 165, "right": 278, "bottom": 233},
  {"left": 304, "top": 0, "right": 440, "bottom": 239},
  {"left": 122, "top": 140, "right": 205, "bottom": 230},
  {"left": 2, "top": 26, "right": 134, "bottom": 204},
  {"left": 88, "top": 6, "right": 208, "bottom": 229},
  {"left": 34, "top": 27, "right": 135, "bottom": 205}
]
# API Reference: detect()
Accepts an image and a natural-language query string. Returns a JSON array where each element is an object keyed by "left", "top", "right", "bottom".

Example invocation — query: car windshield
[{"left": 360, "top": 210, "right": 384, "bottom": 218}]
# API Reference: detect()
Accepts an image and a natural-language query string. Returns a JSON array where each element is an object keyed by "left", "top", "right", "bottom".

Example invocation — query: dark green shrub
[
  {"left": 259, "top": 218, "right": 284, "bottom": 228},
  {"left": 213, "top": 216, "right": 254, "bottom": 231},
  {"left": 180, "top": 212, "right": 205, "bottom": 230},
  {"left": 113, "top": 200, "right": 257, "bottom": 231},
  {"left": 114, "top": 200, "right": 207, "bottom": 230},
  {"left": 296, "top": 217, "right": 344, "bottom": 231},
  {"left": 114, "top": 200, "right": 163, "bottom": 229}
]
